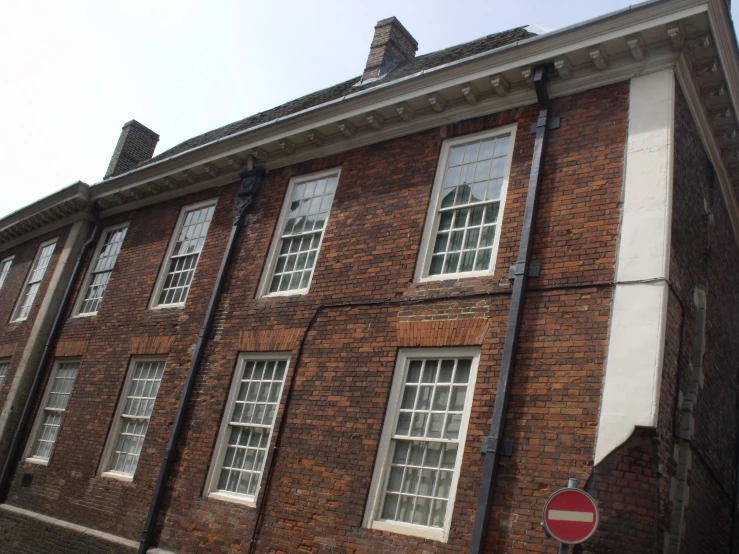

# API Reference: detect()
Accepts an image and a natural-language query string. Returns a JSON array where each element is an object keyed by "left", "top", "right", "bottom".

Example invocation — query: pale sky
[{"left": 1, "top": 0, "right": 737, "bottom": 218}]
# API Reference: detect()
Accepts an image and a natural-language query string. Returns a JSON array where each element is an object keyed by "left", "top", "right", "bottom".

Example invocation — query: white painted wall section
[{"left": 595, "top": 69, "right": 675, "bottom": 465}]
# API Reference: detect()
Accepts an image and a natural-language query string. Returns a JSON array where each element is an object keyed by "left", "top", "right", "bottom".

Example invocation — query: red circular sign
[{"left": 542, "top": 488, "right": 599, "bottom": 544}]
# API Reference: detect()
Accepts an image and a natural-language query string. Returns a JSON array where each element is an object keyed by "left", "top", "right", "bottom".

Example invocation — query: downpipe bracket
[
  {"left": 508, "top": 262, "right": 540, "bottom": 279},
  {"left": 531, "top": 115, "right": 560, "bottom": 133},
  {"left": 481, "top": 436, "right": 514, "bottom": 456}
]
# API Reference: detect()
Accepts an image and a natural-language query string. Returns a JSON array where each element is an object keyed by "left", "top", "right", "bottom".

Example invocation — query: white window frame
[
  {"left": 256, "top": 168, "right": 341, "bottom": 298},
  {"left": 414, "top": 125, "right": 517, "bottom": 283},
  {"left": 72, "top": 222, "right": 129, "bottom": 317},
  {"left": 99, "top": 356, "right": 166, "bottom": 481},
  {"left": 204, "top": 352, "right": 291, "bottom": 507},
  {"left": 150, "top": 198, "right": 217, "bottom": 309},
  {"left": 363, "top": 347, "right": 480, "bottom": 542},
  {"left": 24, "top": 358, "right": 80, "bottom": 466},
  {"left": 10, "top": 238, "right": 57, "bottom": 322},
  {"left": 0, "top": 256, "right": 13, "bottom": 292}
]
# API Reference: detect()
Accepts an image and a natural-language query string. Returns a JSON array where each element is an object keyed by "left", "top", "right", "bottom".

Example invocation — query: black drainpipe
[
  {"left": 138, "top": 165, "right": 266, "bottom": 554},
  {"left": 469, "top": 65, "right": 555, "bottom": 554},
  {"left": 0, "top": 201, "right": 102, "bottom": 502}
]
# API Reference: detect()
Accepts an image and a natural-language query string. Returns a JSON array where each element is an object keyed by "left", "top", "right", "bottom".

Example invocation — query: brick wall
[
  {"left": 668, "top": 83, "right": 739, "bottom": 554},
  {"left": 1, "top": 81, "right": 635, "bottom": 552},
  {"left": 153, "top": 82, "right": 627, "bottom": 553},
  {"left": 582, "top": 79, "right": 739, "bottom": 554}
]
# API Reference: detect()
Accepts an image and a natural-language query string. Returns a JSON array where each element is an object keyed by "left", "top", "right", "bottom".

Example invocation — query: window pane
[
  {"left": 106, "top": 360, "right": 165, "bottom": 475},
  {"left": 378, "top": 356, "right": 475, "bottom": 531},
  {"left": 13, "top": 241, "right": 56, "bottom": 321},
  {"left": 429, "top": 199, "right": 501, "bottom": 276},
  {"left": 78, "top": 227, "right": 128, "bottom": 315},
  {"left": 269, "top": 173, "right": 339, "bottom": 293},
  {"left": 213, "top": 357, "right": 289, "bottom": 500},
  {"left": 0, "top": 258, "right": 12, "bottom": 291},
  {"left": 30, "top": 361, "right": 79, "bottom": 461},
  {"left": 428, "top": 134, "right": 511, "bottom": 277},
  {"left": 157, "top": 205, "right": 215, "bottom": 306}
]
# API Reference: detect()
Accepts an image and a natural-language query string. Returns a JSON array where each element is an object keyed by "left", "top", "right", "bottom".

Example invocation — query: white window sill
[
  {"left": 149, "top": 302, "right": 186, "bottom": 311},
  {"left": 24, "top": 456, "right": 49, "bottom": 467},
  {"left": 9, "top": 317, "right": 28, "bottom": 324},
  {"left": 417, "top": 269, "right": 495, "bottom": 284},
  {"left": 369, "top": 519, "right": 447, "bottom": 542},
  {"left": 72, "top": 311, "right": 98, "bottom": 319},
  {"left": 100, "top": 471, "right": 134, "bottom": 482},
  {"left": 259, "top": 288, "right": 310, "bottom": 299},
  {"left": 208, "top": 490, "right": 257, "bottom": 508}
]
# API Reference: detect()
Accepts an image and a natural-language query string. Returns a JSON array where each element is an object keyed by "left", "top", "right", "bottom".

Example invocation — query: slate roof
[{"left": 142, "top": 26, "right": 535, "bottom": 169}]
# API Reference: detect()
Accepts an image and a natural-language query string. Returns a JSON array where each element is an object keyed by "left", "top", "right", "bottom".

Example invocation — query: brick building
[{"left": 0, "top": 0, "right": 737, "bottom": 552}]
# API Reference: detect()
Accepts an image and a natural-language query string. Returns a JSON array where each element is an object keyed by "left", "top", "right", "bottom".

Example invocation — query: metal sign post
[{"left": 558, "top": 479, "right": 578, "bottom": 554}]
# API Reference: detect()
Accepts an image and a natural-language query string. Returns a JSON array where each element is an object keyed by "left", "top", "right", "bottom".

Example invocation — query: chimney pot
[
  {"left": 362, "top": 17, "right": 418, "bottom": 83},
  {"left": 104, "top": 120, "right": 159, "bottom": 179}
]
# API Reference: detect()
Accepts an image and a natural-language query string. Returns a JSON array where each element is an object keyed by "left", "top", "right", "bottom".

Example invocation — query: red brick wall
[
  {"left": 2, "top": 81, "right": 629, "bottom": 553},
  {"left": 155, "top": 82, "right": 627, "bottom": 553}
]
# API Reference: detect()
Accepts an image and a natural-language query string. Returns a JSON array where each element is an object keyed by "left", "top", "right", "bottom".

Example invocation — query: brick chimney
[
  {"left": 362, "top": 17, "right": 418, "bottom": 82},
  {"left": 104, "top": 120, "right": 159, "bottom": 178}
]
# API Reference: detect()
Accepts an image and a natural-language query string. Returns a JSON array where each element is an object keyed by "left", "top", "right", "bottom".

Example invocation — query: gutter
[
  {"left": 138, "top": 165, "right": 266, "bottom": 554},
  {"left": 89, "top": 0, "right": 702, "bottom": 193},
  {"left": 469, "top": 65, "right": 555, "bottom": 554},
  {"left": 0, "top": 202, "right": 102, "bottom": 501}
]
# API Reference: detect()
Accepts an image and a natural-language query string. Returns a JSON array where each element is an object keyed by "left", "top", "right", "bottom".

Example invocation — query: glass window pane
[
  {"left": 79, "top": 227, "right": 128, "bottom": 315},
  {"left": 428, "top": 134, "right": 511, "bottom": 278},
  {"left": 213, "top": 357, "right": 289, "bottom": 499},
  {"left": 269, "top": 173, "right": 339, "bottom": 294},
  {"left": 13, "top": 241, "right": 57, "bottom": 321},
  {"left": 30, "top": 361, "right": 79, "bottom": 461},
  {"left": 157, "top": 205, "right": 215, "bottom": 306},
  {"left": 379, "top": 355, "right": 475, "bottom": 531},
  {"left": 106, "top": 360, "right": 165, "bottom": 475}
]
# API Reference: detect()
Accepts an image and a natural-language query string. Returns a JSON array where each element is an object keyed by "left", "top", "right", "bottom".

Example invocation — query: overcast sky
[{"left": 1, "top": 1, "right": 737, "bottom": 218}]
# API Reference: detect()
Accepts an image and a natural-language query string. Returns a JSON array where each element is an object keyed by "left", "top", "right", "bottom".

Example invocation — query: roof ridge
[{"left": 139, "top": 25, "right": 534, "bottom": 170}]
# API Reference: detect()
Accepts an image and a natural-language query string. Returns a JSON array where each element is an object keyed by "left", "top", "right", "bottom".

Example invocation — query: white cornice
[
  {"left": 0, "top": 212, "right": 90, "bottom": 254},
  {"left": 90, "top": 0, "right": 709, "bottom": 195},
  {"left": 676, "top": 55, "right": 739, "bottom": 245},
  {"left": 707, "top": 0, "right": 739, "bottom": 139},
  {"left": 9, "top": 0, "right": 739, "bottom": 251}
]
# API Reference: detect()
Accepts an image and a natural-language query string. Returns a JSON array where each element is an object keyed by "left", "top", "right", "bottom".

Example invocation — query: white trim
[
  {"left": 9, "top": 237, "right": 58, "bottom": 323},
  {"left": 88, "top": 1, "right": 707, "bottom": 198},
  {"left": 256, "top": 168, "right": 341, "bottom": 298},
  {"left": 99, "top": 355, "right": 167, "bottom": 480},
  {"left": 149, "top": 198, "right": 217, "bottom": 309},
  {"left": 595, "top": 69, "right": 675, "bottom": 465},
  {"left": 100, "top": 470, "right": 134, "bottom": 483},
  {"left": 414, "top": 125, "right": 517, "bottom": 283},
  {"left": 675, "top": 54, "right": 739, "bottom": 246},
  {"left": 363, "top": 347, "right": 480, "bottom": 542},
  {"left": 95, "top": 47, "right": 681, "bottom": 222},
  {"left": 72, "top": 222, "right": 129, "bottom": 318},
  {"left": 23, "top": 357, "right": 81, "bottom": 465},
  {"left": 204, "top": 352, "right": 291, "bottom": 506}
]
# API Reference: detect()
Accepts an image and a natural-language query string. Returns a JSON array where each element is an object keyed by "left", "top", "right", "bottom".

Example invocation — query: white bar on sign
[{"left": 548, "top": 510, "right": 594, "bottom": 523}]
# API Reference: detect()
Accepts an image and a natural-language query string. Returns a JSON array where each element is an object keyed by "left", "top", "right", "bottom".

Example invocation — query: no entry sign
[{"left": 542, "top": 487, "right": 599, "bottom": 544}]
